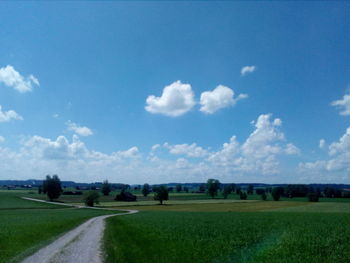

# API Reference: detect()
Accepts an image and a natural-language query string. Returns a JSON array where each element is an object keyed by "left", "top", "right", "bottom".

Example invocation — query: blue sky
[{"left": 0, "top": 2, "right": 349, "bottom": 184}]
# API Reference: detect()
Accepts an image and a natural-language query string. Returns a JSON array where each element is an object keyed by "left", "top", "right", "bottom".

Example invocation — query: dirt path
[{"left": 21, "top": 197, "right": 138, "bottom": 263}]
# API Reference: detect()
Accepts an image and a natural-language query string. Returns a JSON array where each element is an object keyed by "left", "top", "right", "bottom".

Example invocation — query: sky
[{"left": 0, "top": 1, "right": 350, "bottom": 184}]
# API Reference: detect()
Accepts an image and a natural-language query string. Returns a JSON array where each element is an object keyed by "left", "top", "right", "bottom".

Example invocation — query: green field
[
  {"left": 2, "top": 189, "right": 350, "bottom": 263},
  {"left": 0, "top": 191, "right": 115, "bottom": 263},
  {"left": 104, "top": 210, "right": 350, "bottom": 263}
]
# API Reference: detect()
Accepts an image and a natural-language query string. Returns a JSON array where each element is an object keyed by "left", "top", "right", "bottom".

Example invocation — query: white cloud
[
  {"left": 164, "top": 142, "right": 209, "bottom": 158},
  {"left": 331, "top": 94, "right": 350, "bottom": 116},
  {"left": 0, "top": 114, "right": 302, "bottom": 183},
  {"left": 285, "top": 143, "right": 300, "bottom": 155},
  {"left": 0, "top": 105, "right": 23, "bottom": 122},
  {"left": 199, "top": 85, "right": 248, "bottom": 114},
  {"left": 151, "top": 144, "right": 160, "bottom": 151},
  {"left": 300, "top": 127, "right": 350, "bottom": 177},
  {"left": 145, "top": 81, "right": 195, "bottom": 117},
  {"left": 66, "top": 121, "right": 93, "bottom": 136},
  {"left": 241, "top": 65, "right": 256, "bottom": 76},
  {"left": 319, "top": 139, "right": 326, "bottom": 149},
  {"left": 0, "top": 136, "right": 4, "bottom": 143},
  {"left": 0, "top": 65, "right": 39, "bottom": 93},
  {"left": 208, "top": 114, "right": 294, "bottom": 175},
  {"left": 116, "top": 146, "right": 140, "bottom": 158}
]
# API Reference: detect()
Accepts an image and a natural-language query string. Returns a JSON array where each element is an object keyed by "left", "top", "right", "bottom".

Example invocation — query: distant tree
[
  {"left": 38, "top": 185, "right": 43, "bottom": 194},
  {"left": 324, "top": 187, "right": 342, "bottom": 198},
  {"left": 154, "top": 185, "right": 169, "bottom": 205},
  {"left": 236, "top": 187, "right": 241, "bottom": 195},
  {"left": 247, "top": 185, "right": 254, "bottom": 195},
  {"left": 307, "top": 192, "right": 319, "bottom": 202},
  {"left": 84, "top": 191, "right": 100, "bottom": 207},
  {"left": 184, "top": 186, "right": 189, "bottom": 193},
  {"left": 223, "top": 185, "right": 231, "bottom": 199},
  {"left": 261, "top": 192, "right": 267, "bottom": 201},
  {"left": 256, "top": 189, "right": 266, "bottom": 195},
  {"left": 230, "top": 183, "right": 236, "bottom": 193},
  {"left": 272, "top": 187, "right": 284, "bottom": 201},
  {"left": 142, "top": 183, "right": 151, "bottom": 197},
  {"left": 240, "top": 192, "right": 247, "bottom": 200},
  {"left": 199, "top": 184, "right": 206, "bottom": 193},
  {"left": 101, "top": 180, "right": 111, "bottom": 196},
  {"left": 176, "top": 184, "right": 182, "bottom": 193},
  {"left": 207, "top": 179, "right": 220, "bottom": 198},
  {"left": 43, "top": 175, "right": 62, "bottom": 201},
  {"left": 285, "top": 184, "right": 309, "bottom": 198}
]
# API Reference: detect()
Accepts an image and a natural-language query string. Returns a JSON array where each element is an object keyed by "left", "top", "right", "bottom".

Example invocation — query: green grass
[
  {"left": 0, "top": 191, "right": 62, "bottom": 210},
  {"left": 104, "top": 211, "right": 350, "bottom": 263},
  {"left": 114, "top": 200, "right": 309, "bottom": 212},
  {"left": 0, "top": 191, "right": 116, "bottom": 263}
]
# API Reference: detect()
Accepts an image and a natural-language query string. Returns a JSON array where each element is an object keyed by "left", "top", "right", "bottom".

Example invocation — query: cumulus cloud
[
  {"left": 208, "top": 114, "right": 296, "bottom": 175},
  {"left": 0, "top": 114, "right": 301, "bottom": 183},
  {"left": 0, "top": 65, "right": 39, "bottom": 93},
  {"left": 164, "top": 142, "right": 209, "bottom": 158},
  {"left": 66, "top": 121, "right": 93, "bottom": 136},
  {"left": 241, "top": 65, "right": 256, "bottom": 76},
  {"left": 299, "top": 127, "right": 350, "bottom": 178},
  {"left": 199, "top": 85, "right": 247, "bottom": 114},
  {"left": 331, "top": 94, "right": 350, "bottom": 116},
  {"left": 285, "top": 143, "right": 300, "bottom": 155},
  {"left": 145, "top": 81, "right": 195, "bottom": 117},
  {"left": 0, "top": 105, "right": 23, "bottom": 122},
  {"left": 116, "top": 146, "right": 140, "bottom": 158}
]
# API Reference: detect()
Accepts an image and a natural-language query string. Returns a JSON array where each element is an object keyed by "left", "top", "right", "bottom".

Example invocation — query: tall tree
[
  {"left": 176, "top": 184, "right": 182, "bottom": 193},
  {"left": 154, "top": 185, "right": 169, "bottom": 205},
  {"left": 142, "top": 183, "right": 151, "bottom": 197},
  {"left": 43, "top": 175, "right": 62, "bottom": 201},
  {"left": 272, "top": 187, "right": 284, "bottom": 201},
  {"left": 101, "top": 180, "right": 111, "bottom": 196},
  {"left": 247, "top": 185, "right": 254, "bottom": 195},
  {"left": 207, "top": 179, "right": 220, "bottom": 198}
]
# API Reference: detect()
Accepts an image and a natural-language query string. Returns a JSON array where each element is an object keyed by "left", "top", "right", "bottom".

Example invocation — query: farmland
[
  {"left": 0, "top": 191, "right": 115, "bottom": 263},
  {"left": 2, "top": 188, "right": 350, "bottom": 263},
  {"left": 104, "top": 209, "right": 350, "bottom": 263}
]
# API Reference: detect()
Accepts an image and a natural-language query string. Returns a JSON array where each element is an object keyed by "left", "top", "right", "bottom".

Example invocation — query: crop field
[
  {"left": 111, "top": 200, "right": 309, "bottom": 212},
  {"left": 104, "top": 210, "right": 350, "bottom": 263},
  {"left": 0, "top": 191, "right": 115, "bottom": 263}
]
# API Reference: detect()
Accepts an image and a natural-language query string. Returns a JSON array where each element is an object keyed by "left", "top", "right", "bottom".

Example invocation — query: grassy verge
[
  {"left": 104, "top": 211, "right": 350, "bottom": 263},
  {"left": 0, "top": 191, "right": 117, "bottom": 263}
]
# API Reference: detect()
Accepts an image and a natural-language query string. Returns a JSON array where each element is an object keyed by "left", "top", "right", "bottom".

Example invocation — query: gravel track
[{"left": 20, "top": 197, "right": 138, "bottom": 263}]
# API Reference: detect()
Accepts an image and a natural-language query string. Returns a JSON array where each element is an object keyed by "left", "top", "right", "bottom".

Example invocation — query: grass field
[
  {"left": 3, "top": 189, "right": 350, "bottom": 263},
  {"left": 104, "top": 211, "right": 350, "bottom": 263},
  {"left": 0, "top": 191, "right": 116, "bottom": 263}
]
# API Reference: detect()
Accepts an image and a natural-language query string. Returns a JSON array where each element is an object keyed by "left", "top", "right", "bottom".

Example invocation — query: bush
[
  {"left": 307, "top": 192, "right": 319, "bottom": 202},
  {"left": 83, "top": 191, "right": 100, "bottom": 207},
  {"left": 261, "top": 192, "right": 267, "bottom": 201}
]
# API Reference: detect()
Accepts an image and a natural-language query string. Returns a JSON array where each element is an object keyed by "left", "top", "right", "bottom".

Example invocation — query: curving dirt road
[{"left": 20, "top": 197, "right": 138, "bottom": 263}]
